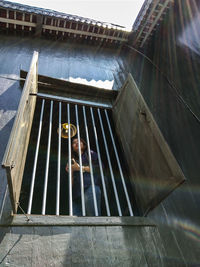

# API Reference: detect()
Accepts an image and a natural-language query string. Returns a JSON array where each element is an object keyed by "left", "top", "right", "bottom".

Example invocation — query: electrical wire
[{"left": 125, "top": 44, "right": 200, "bottom": 124}]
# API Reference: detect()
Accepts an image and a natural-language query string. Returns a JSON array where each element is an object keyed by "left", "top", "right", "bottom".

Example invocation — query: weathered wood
[
  {"left": 35, "top": 15, "right": 43, "bottom": 37},
  {"left": 36, "top": 93, "right": 112, "bottom": 109},
  {"left": 20, "top": 70, "right": 118, "bottom": 107},
  {"left": 112, "top": 74, "right": 186, "bottom": 215},
  {"left": 42, "top": 24, "right": 127, "bottom": 41},
  {"left": 0, "top": 17, "right": 36, "bottom": 27},
  {"left": 2, "top": 52, "right": 39, "bottom": 213},
  {"left": 20, "top": 69, "right": 118, "bottom": 97}
]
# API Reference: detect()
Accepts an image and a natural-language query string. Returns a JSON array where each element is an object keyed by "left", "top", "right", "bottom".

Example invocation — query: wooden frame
[
  {"left": 20, "top": 70, "right": 118, "bottom": 108},
  {"left": 112, "top": 74, "right": 186, "bottom": 215},
  {"left": 2, "top": 51, "right": 38, "bottom": 213}
]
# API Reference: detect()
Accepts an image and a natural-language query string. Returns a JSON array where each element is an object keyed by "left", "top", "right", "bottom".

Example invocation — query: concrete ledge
[{"left": 1, "top": 215, "right": 156, "bottom": 227}]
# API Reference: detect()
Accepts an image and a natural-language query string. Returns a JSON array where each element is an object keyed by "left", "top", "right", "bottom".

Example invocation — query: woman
[{"left": 66, "top": 138, "right": 101, "bottom": 216}]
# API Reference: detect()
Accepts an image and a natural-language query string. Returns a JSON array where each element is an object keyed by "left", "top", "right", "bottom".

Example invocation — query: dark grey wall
[
  {"left": 0, "top": 35, "right": 123, "bottom": 215},
  {"left": 0, "top": 36, "right": 156, "bottom": 267},
  {"left": 121, "top": 0, "right": 200, "bottom": 265}
]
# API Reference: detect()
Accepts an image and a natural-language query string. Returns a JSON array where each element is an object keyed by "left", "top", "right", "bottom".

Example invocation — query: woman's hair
[{"left": 71, "top": 137, "right": 87, "bottom": 160}]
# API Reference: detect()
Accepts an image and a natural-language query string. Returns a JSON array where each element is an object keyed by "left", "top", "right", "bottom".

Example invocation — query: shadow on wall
[
  {"left": 0, "top": 79, "right": 21, "bottom": 158},
  {"left": 0, "top": 80, "right": 22, "bottom": 213},
  {"left": 0, "top": 219, "right": 163, "bottom": 266},
  {"left": 1, "top": 218, "right": 197, "bottom": 265}
]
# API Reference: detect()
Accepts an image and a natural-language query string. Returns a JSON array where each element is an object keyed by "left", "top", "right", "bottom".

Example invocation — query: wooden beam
[
  {"left": 42, "top": 24, "right": 127, "bottom": 41},
  {"left": 20, "top": 70, "right": 118, "bottom": 108},
  {"left": 0, "top": 17, "right": 36, "bottom": 27},
  {"left": 2, "top": 52, "right": 39, "bottom": 213},
  {"left": 0, "top": 13, "right": 128, "bottom": 42}
]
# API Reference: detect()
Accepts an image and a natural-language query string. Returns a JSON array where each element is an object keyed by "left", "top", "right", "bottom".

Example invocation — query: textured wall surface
[
  {"left": 0, "top": 222, "right": 166, "bottom": 267},
  {"left": 121, "top": 0, "right": 200, "bottom": 265}
]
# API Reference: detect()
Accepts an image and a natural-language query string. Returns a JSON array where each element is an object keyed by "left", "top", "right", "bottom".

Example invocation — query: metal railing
[{"left": 25, "top": 96, "right": 134, "bottom": 216}]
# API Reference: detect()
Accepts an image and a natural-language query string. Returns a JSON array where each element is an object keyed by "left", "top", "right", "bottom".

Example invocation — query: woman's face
[{"left": 72, "top": 138, "right": 85, "bottom": 153}]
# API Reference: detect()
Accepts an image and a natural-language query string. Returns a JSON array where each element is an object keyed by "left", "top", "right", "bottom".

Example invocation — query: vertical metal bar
[
  {"left": 75, "top": 105, "right": 86, "bottom": 216},
  {"left": 105, "top": 109, "right": 134, "bottom": 216},
  {"left": 42, "top": 100, "right": 53, "bottom": 215},
  {"left": 90, "top": 107, "right": 110, "bottom": 216},
  {"left": 27, "top": 99, "right": 45, "bottom": 215},
  {"left": 98, "top": 108, "right": 122, "bottom": 216},
  {"left": 82, "top": 106, "right": 98, "bottom": 216},
  {"left": 68, "top": 103, "right": 73, "bottom": 216},
  {"left": 56, "top": 102, "right": 61, "bottom": 215}
]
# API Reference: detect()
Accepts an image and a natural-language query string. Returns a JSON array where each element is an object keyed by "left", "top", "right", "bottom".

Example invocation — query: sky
[{"left": 7, "top": 0, "right": 145, "bottom": 31}]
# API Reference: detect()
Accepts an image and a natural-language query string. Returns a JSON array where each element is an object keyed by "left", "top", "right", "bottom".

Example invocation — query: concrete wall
[{"left": 0, "top": 217, "right": 166, "bottom": 267}]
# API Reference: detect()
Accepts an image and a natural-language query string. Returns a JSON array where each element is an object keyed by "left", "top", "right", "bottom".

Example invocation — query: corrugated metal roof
[
  {"left": 0, "top": 0, "right": 174, "bottom": 48},
  {"left": 0, "top": 0, "right": 125, "bottom": 30}
]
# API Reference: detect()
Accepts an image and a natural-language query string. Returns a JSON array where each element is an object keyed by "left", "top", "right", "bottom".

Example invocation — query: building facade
[{"left": 0, "top": 0, "right": 200, "bottom": 266}]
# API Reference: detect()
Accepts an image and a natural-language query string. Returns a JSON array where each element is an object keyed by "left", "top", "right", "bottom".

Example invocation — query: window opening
[{"left": 19, "top": 96, "right": 135, "bottom": 216}]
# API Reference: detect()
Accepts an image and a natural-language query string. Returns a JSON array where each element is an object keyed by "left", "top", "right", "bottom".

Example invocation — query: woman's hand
[
  {"left": 65, "top": 159, "right": 80, "bottom": 172},
  {"left": 65, "top": 159, "right": 90, "bottom": 173},
  {"left": 71, "top": 159, "right": 80, "bottom": 172}
]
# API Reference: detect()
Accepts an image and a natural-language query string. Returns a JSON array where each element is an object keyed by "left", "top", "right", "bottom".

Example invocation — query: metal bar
[
  {"left": 68, "top": 103, "right": 73, "bottom": 216},
  {"left": 104, "top": 109, "right": 134, "bottom": 216},
  {"left": 27, "top": 99, "right": 45, "bottom": 214},
  {"left": 75, "top": 104, "right": 86, "bottom": 216},
  {"left": 90, "top": 107, "right": 110, "bottom": 216},
  {"left": 42, "top": 100, "right": 53, "bottom": 215},
  {"left": 82, "top": 106, "right": 98, "bottom": 216},
  {"left": 97, "top": 108, "right": 122, "bottom": 216},
  {"left": 56, "top": 102, "right": 61, "bottom": 215},
  {"left": 35, "top": 93, "right": 112, "bottom": 109}
]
